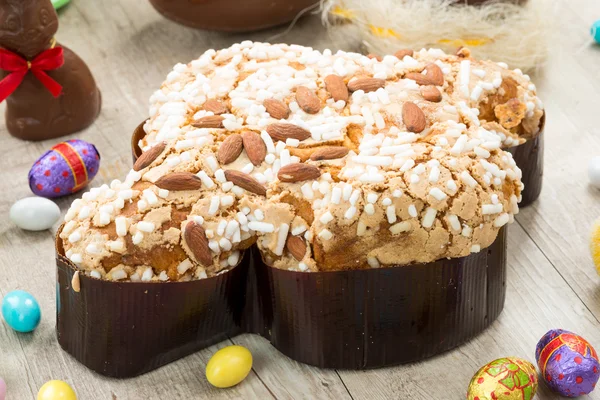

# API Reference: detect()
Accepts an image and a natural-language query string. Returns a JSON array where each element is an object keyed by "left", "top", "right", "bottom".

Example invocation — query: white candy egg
[
  {"left": 589, "top": 156, "right": 600, "bottom": 188},
  {"left": 10, "top": 197, "right": 61, "bottom": 231}
]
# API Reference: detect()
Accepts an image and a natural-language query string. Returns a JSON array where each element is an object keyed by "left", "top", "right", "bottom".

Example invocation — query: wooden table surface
[{"left": 1, "top": 0, "right": 600, "bottom": 398}]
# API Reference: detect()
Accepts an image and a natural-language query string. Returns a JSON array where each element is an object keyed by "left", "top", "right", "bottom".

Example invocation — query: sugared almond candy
[
  {"left": 402, "top": 102, "right": 427, "bottom": 133},
  {"left": 394, "top": 49, "right": 414, "bottom": 59},
  {"left": 133, "top": 141, "right": 166, "bottom": 171},
  {"left": 191, "top": 115, "right": 224, "bottom": 128},
  {"left": 202, "top": 99, "right": 229, "bottom": 115},
  {"left": 278, "top": 163, "right": 321, "bottom": 182},
  {"left": 420, "top": 86, "right": 442, "bottom": 103},
  {"left": 241, "top": 130, "right": 266, "bottom": 166},
  {"left": 347, "top": 77, "right": 385, "bottom": 93},
  {"left": 310, "top": 146, "right": 349, "bottom": 161},
  {"left": 217, "top": 134, "right": 243, "bottom": 165},
  {"left": 184, "top": 221, "right": 212, "bottom": 267},
  {"left": 296, "top": 86, "right": 321, "bottom": 114},
  {"left": 405, "top": 63, "right": 444, "bottom": 86},
  {"left": 324, "top": 74, "right": 348, "bottom": 102},
  {"left": 267, "top": 123, "right": 311, "bottom": 142},
  {"left": 286, "top": 235, "right": 307, "bottom": 261},
  {"left": 155, "top": 172, "right": 203, "bottom": 190},
  {"left": 367, "top": 53, "right": 382, "bottom": 61},
  {"left": 263, "top": 99, "right": 290, "bottom": 120},
  {"left": 224, "top": 170, "right": 266, "bottom": 196}
]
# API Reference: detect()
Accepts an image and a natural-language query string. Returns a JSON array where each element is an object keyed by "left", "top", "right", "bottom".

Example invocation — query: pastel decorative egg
[
  {"left": 37, "top": 380, "right": 77, "bottom": 400},
  {"left": 588, "top": 156, "right": 600, "bottom": 188},
  {"left": 467, "top": 357, "right": 538, "bottom": 400},
  {"left": 592, "top": 20, "right": 600, "bottom": 44},
  {"left": 1, "top": 290, "right": 41, "bottom": 333},
  {"left": 10, "top": 197, "right": 60, "bottom": 231},
  {"left": 536, "top": 329, "right": 600, "bottom": 397},
  {"left": 206, "top": 345, "right": 252, "bottom": 388},
  {"left": 29, "top": 139, "right": 100, "bottom": 198},
  {"left": 0, "top": 377, "right": 6, "bottom": 400}
]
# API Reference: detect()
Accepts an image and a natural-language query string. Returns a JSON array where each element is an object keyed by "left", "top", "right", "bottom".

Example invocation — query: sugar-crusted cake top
[{"left": 60, "top": 42, "right": 543, "bottom": 281}]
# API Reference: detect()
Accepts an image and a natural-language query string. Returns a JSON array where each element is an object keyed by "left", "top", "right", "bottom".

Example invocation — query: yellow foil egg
[
  {"left": 467, "top": 357, "right": 538, "bottom": 400},
  {"left": 37, "top": 380, "right": 77, "bottom": 400},
  {"left": 206, "top": 345, "right": 253, "bottom": 388}
]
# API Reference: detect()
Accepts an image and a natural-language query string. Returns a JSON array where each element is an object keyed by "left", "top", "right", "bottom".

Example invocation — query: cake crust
[{"left": 60, "top": 42, "right": 543, "bottom": 280}]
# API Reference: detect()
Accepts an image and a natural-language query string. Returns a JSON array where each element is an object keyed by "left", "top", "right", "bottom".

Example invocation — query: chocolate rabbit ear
[{"left": 0, "top": 0, "right": 58, "bottom": 59}]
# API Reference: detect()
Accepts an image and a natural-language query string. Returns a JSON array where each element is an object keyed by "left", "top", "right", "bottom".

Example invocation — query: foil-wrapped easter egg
[
  {"left": 467, "top": 357, "right": 538, "bottom": 400},
  {"left": 29, "top": 139, "right": 100, "bottom": 198},
  {"left": 536, "top": 329, "right": 600, "bottom": 397}
]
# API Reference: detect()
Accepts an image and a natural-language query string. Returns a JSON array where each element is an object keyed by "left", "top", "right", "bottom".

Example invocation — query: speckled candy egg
[
  {"left": 467, "top": 357, "right": 538, "bottom": 400},
  {"left": 29, "top": 139, "right": 100, "bottom": 198},
  {"left": 536, "top": 329, "right": 600, "bottom": 397}
]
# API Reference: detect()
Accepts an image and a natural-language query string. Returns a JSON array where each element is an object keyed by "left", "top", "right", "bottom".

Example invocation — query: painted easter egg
[
  {"left": 536, "top": 329, "right": 600, "bottom": 397},
  {"left": 29, "top": 139, "right": 100, "bottom": 198},
  {"left": 10, "top": 197, "right": 60, "bottom": 231},
  {"left": 206, "top": 345, "right": 252, "bottom": 388},
  {"left": 1, "top": 290, "right": 41, "bottom": 333},
  {"left": 37, "top": 380, "right": 77, "bottom": 400},
  {"left": 467, "top": 357, "right": 538, "bottom": 400}
]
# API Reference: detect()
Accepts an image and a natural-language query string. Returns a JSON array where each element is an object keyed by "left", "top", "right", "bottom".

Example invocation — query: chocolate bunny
[{"left": 0, "top": 0, "right": 101, "bottom": 141}]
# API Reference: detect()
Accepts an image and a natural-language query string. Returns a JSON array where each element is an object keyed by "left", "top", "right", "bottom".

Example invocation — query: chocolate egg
[
  {"left": 467, "top": 357, "right": 538, "bottom": 400},
  {"left": 536, "top": 329, "right": 600, "bottom": 397},
  {"left": 29, "top": 139, "right": 100, "bottom": 198}
]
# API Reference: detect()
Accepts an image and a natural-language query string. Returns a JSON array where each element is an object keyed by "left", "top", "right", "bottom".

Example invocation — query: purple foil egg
[
  {"left": 536, "top": 329, "right": 600, "bottom": 397},
  {"left": 29, "top": 139, "right": 100, "bottom": 198}
]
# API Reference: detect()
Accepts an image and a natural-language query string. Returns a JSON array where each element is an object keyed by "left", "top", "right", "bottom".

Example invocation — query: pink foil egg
[{"left": 29, "top": 139, "right": 100, "bottom": 198}]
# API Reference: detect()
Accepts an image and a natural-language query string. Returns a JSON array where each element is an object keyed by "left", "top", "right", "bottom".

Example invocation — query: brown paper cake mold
[
  {"left": 56, "top": 231, "right": 247, "bottom": 378},
  {"left": 148, "top": 0, "right": 318, "bottom": 32},
  {"left": 56, "top": 226, "right": 506, "bottom": 376},
  {"left": 506, "top": 113, "right": 545, "bottom": 207}
]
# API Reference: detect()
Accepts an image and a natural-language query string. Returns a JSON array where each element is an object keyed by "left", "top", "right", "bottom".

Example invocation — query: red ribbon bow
[{"left": 0, "top": 47, "right": 64, "bottom": 103}]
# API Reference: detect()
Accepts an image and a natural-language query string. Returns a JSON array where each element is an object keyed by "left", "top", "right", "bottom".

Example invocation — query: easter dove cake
[{"left": 58, "top": 42, "right": 544, "bottom": 282}]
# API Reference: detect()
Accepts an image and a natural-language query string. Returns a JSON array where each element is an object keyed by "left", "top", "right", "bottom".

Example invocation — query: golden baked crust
[{"left": 60, "top": 42, "right": 543, "bottom": 280}]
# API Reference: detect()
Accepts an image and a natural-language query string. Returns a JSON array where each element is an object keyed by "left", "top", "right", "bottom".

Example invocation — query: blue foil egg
[
  {"left": 593, "top": 20, "right": 600, "bottom": 44},
  {"left": 2, "top": 290, "right": 41, "bottom": 333}
]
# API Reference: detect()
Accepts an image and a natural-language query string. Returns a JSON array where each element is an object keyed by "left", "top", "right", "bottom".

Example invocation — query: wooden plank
[{"left": 232, "top": 334, "right": 353, "bottom": 400}]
